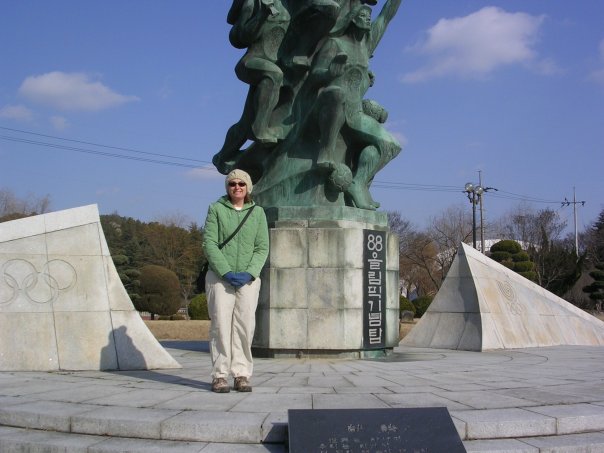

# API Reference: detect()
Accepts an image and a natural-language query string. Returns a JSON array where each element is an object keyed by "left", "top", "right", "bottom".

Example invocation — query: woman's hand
[{"left": 223, "top": 271, "right": 242, "bottom": 288}]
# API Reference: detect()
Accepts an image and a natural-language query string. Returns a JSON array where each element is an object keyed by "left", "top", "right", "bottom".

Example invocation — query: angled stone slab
[
  {"left": 0, "top": 205, "right": 180, "bottom": 371},
  {"left": 401, "top": 243, "right": 604, "bottom": 351}
]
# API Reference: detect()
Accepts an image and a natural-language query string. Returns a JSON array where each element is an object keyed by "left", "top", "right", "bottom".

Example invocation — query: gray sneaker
[
  {"left": 212, "top": 377, "right": 230, "bottom": 393},
  {"left": 234, "top": 376, "right": 252, "bottom": 392}
]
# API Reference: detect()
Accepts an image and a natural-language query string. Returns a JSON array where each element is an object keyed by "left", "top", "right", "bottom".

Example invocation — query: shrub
[
  {"left": 188, "top": 293, "right": 210, "bottom": 320},
  {"left": 519, "top": 271, "right": 537, "bottom": 281},
  {"left": 513, "top": 261, "right": 534, "bottom": 272},
  {"left": 490, "top": 240, "right": 522, "bottom": 254},
  {"left": 157, "top": 314, "right": 185, "bottom": 320},
  {"left": 490, "top": 251, "right": 512, "bottom": 262},
  {"left": 584, "top": 264, "right": 604, "bottom": 309},
  {"left": 490, "top": 240, "right": 536, "bottom": 282},
  {"left": 590, "top": 270, "right": 604, "bottom": 281},
  {"left": 112, "top": 254, "right": 129, "bottom": 266},
  {"left": 412, "top": 296, "right": 433, "bottom": 318},
  {"left": 512, "top": 251, "right": 530, "bottom": 262},
  {"left": 502, "top": 261, "right": 515, "bottom": 270},
  {"left": 137, "top": 265, "right": 181, "bottom": 318},
  {"left": 399, "top": 296, "right": 416, "bottom": 317}
]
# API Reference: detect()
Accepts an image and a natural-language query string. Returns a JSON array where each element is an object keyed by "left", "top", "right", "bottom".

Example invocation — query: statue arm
[
  {"left": 369, "top": 0, "right": 402, "bottom": 54},
  {"left": 309, "top": 39, "right": 343, "bottom": 87},
  {"left": 229, "top": 0, "right": 271, "bottom": 49}
]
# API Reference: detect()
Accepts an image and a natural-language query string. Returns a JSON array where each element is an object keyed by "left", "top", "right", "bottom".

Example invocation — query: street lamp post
[
  {"left": 464, "top": 182, "right": 497, "bottom": 250},
  {"left": 464, "top": 183, "right": 483, "bottom": 249}
]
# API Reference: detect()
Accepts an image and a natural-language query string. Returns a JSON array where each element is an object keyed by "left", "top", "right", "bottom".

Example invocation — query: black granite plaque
[
  {"left": 363, "top": 229, "right": 387, "bottom": 349},
  {"left": 288, "top": 407, "right": 466, "bottom": 453}
]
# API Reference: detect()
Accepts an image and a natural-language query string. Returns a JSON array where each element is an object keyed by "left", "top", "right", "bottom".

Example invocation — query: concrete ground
[{"left": 1, "top": 343, "right": 604, "bottom": 452}]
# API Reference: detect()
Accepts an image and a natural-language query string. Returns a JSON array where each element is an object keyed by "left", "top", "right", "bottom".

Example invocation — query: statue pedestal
[{"left": 252, "top": 207, "right": 400, "bottom": 358}]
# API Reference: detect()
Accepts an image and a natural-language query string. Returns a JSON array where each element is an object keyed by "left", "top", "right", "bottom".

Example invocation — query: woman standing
[{"left": 202, "top": 169, "right": 269, "bottom": 393}]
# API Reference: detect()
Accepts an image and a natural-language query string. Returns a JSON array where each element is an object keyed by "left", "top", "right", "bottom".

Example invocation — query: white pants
[{"left": 206, "top": 270, "right": 261, "bottom": 380}]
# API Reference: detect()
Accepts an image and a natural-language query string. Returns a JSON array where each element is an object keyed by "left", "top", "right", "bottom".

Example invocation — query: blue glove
[
  {"left": 223, "top": 272, "right": 242, "bottom": 288},
  {"left": 233, "top": 272, "right": 254, "bottom": 286}
]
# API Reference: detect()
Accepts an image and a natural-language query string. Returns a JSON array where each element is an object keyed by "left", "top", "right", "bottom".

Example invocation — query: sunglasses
[{"left": 228, "top": 181, "right": 247, "bottom": 187}]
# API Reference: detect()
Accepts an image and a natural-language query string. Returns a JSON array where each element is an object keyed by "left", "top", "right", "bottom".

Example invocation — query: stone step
[
  {"left": 0, "top": 425, "right": 285, "bottom": 452},
  {"left": 2, "top": 400, "right": 604, "bottom": 450},
  {"left": 0, "top": 401, "right": 283, "bottom": 444},
  {"left": 464, "top": 432, "right": 604, "bottom": 452},
  {"left": 3, "top": 425, "right": 604, "bottom": 453}
]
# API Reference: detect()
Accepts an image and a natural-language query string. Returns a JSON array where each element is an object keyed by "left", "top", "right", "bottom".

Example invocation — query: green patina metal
[{"left": 214, "top": 0, "right": 403, "bottom": 215}]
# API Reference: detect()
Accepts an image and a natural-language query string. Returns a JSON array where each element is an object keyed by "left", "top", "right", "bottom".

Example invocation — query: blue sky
[{"left": 1, "top": 1, "right": 603, "bottom": 235}]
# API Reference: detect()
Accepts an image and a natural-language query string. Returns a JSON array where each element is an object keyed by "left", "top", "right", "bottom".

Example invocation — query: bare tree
[
  {"left": 493, "top": 203, "right": 566, "bottom": 249},
  {"left": 143, "top": 222, "right": 203, "bottom": 301},
  {"left": 0, "top": 188, "right": 51, "bottom": 221},
  {"left": 494, "top": 204, "right": 578, "bottom": 292},
  {"left": 387, "top": 211, "right": 440, "bottom": 297},
  {"left": 400, "top": 231, "right": 441, "bottom": 296},
  {"left": 428, "top": 204, "right": 473, "bottom": 279},
  {"left": 154, "top": 211, "right": 194, "bottom": 229}
]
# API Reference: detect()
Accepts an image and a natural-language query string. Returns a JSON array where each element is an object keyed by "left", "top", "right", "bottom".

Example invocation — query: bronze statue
[
  {"left": 213, "top": 0, "right": 291, "bottom": 173},
  {"left": 213, "top": 0, "right": 404, "bottom": 211}
]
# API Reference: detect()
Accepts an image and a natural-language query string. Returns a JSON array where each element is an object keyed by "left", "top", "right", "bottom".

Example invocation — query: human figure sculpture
[
  {"left": 213, "top": 0, "right": 291, "bottom": 174},
  {"left": 213, "top": 0, "right": 404, "bottom": 211},
  {"left": 307, "top": 0, "right": 402, "bottom": 209}
]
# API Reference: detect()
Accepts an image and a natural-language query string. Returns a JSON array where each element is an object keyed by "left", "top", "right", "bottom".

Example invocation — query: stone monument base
[{"left": 252, "top": 207, "right": 399, "bottom": 358}]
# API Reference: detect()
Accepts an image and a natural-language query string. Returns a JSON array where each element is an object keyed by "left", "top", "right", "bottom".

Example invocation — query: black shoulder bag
[{"left": 196, "top": 205, "right": 256, "bottom": 293}]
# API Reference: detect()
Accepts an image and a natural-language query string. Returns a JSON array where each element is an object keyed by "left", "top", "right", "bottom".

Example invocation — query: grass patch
[
  {"left": 144, "top": 320, "right": 210, "bottom": 340},
  {"left": 145, "top": 319, "right": 418, "bottom": 341}
]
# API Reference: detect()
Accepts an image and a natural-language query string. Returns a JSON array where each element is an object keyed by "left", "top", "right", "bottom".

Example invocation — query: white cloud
[
  {"left": 0, "top": 104, "right": 34, "bottom": 121},
  {"left": 384, "top": 120, "right": 408, "bottom": 147},
  {"left": 588, "top": 39, "right": 604, "bottom": 86},
  {"left": 185, "top": 166, "right": 223, "bottom": 180},
  {"left": 49, "top": 115, "right": 69, "bottom": 130},
  {"left": 589, "top": 68, "right": 604, "bottom": 85},
  {"left": 402, "top": 7, "right": 549, "bottom": 83},
  {"left": 158, "top": 76, "right": 173, "bottom": 100},
  {"left": 18, "top": 71, "right": 139, "bottom": 111}
]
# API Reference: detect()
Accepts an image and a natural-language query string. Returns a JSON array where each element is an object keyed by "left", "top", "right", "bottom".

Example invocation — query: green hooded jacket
[{"left": 202, "top": 196, "right": 269, "bottom": 278}]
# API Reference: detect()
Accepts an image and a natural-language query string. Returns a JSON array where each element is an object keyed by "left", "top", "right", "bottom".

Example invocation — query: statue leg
[
  {"left": 250, "top": 71, "right": 284, "bottom": 144},
  {"left": 346, "top": 115, "right": 402, "bottom": 209},
  {"left": 316, "top": 86, "right": 346, "bottom": 170},
  {"left": 234, "top": 56, "right": 285, "bottom": 145},
  {"left": 347, "top": 145, "right": 381, "bottom": 210}
]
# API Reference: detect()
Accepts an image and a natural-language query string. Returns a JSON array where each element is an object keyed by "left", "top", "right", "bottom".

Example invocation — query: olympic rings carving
[
  {"left": 0, "top": 259, "right": 77, "bottom": 305},
  {"left": 496, "top": 279, "right": 523, "bottom": 315},
  {"left": 496, "top": 280, "right": 516, "bottom": 301},
  {"left": 506, "top": 300, "right": 524, "bottom": 316}
]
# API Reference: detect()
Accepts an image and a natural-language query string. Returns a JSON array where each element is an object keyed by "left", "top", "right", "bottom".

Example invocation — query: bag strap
[{"left": 218, "top": 205, "right": 256, "bottom": 250}]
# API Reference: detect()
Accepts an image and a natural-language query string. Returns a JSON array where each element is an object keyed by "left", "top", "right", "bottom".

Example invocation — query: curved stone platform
[{"left": 1, "top": 343, "right": 603, "bottom": 452}]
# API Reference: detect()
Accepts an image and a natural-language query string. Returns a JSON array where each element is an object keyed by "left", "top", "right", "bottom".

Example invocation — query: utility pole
[
  {"left": 561, "top": 187, "right": 585, "bottom": 256},
  {"left": 479, "top": 170, "right": 485, "bottom": 253},
  {"left": 464, "top": 177, "right": 497, "bottom": 252}
]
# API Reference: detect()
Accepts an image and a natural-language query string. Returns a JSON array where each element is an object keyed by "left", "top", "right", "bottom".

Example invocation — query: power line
[
  {"left": 0, "top": 126, "right": 574, "bottom": 206},
  {"left": 0, "top": 126, "right": 209, "bottom": 164},
  {"left": 372, "top": 181, "right": 460, "bottom": 192},
  {"left": 0, "top": 134, "right": 215, "bottom": 171},
  {"left": 489, "top": 190, "right": 562, "bottom": 204}
]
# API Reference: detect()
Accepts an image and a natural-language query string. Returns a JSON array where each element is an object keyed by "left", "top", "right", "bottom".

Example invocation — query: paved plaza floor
[{"left": 1, "top": 342, "right": 604, "bottom": 452}]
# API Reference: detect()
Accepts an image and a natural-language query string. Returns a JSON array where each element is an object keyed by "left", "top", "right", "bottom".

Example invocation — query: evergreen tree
[
  {"left": 137, "top": 265, "right": 182, "bottom": 319},
  {"left": 490, "top": 240, "right": 537, "bottom": 281},
  {"left": 583, "top": 209, "right": 604, "bottom": 311}
]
